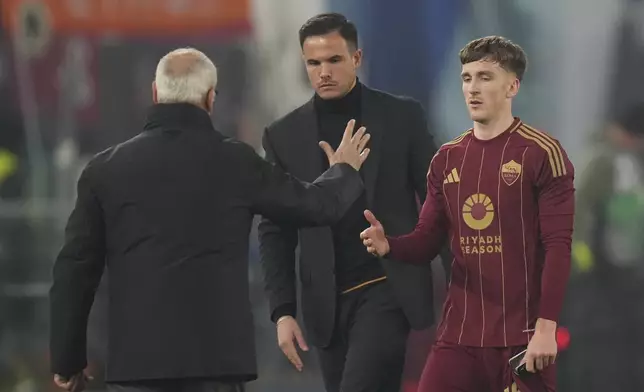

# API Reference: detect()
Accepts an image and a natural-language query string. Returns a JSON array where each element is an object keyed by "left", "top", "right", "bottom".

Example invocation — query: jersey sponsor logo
[
  {"left": 462, "top": 193, "right": 494, "bottom": 230},
  {"left": 501, "top": 159, "right": 522, "bottom": 186},
  {"left": 460, "top": 193, "right": 503, "bottom": 255},
  {"left": 460, "top": 235, "right": 502, "bottom": 255}
]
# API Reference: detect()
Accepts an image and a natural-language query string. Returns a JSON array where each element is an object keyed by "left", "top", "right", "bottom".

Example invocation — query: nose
[
  {"left": 320, "top": 63, "right": 332, "bottom": 79},
  {"left": 467, "top": 81, "right": 480, "bottom": 96}
]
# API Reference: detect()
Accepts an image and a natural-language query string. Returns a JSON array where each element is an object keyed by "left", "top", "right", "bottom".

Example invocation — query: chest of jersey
[{"left": 441, "top": 137, "right": 537, "bottom": 257}]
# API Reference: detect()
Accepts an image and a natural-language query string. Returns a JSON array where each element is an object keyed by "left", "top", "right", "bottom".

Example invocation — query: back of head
[
  {"left": 459, "top": 36, "right": 527, "bottom": 81},
  {"left": 154, "top": 48, "right": 218, "bottom": 107}
]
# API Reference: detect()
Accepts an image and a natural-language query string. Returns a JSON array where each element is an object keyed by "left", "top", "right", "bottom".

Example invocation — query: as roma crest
[{"left": 501, "top": 160, "right": 522, "bottom": 186}]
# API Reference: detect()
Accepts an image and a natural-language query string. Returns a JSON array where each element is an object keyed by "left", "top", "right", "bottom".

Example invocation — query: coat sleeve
[
  {"left": 257, "top": 130, "right": 299, "bottom": 322},
  {"left": 49, "top": 159, "right": 107, "bottom": 378},
  {"left": 245, "top": 142, "right": 363, "bottom": 227}
]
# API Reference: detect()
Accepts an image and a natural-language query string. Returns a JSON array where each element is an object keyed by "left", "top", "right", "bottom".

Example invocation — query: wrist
[
  {"left": 383, "top": 237, "right": 392, "bottom": 257},
  {"left": 535, "top": 318, "right": 557, "bottom": 335},
  {"left": 276, "top": 315, "right": 294, "bottom": 326},
  {"left": 271, "top": 303, "right": 296, "bottom": 323}
]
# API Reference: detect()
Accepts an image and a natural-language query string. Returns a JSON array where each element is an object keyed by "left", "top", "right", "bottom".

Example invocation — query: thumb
[
  {"left": 294, "top": 327, "right": 309, "bottom": 351},
  {"left": 364, "top": 209, "right": 380, "bottom": 227},
  {"left": 318, "top": 141, "right": 334, "bottom": 160}
]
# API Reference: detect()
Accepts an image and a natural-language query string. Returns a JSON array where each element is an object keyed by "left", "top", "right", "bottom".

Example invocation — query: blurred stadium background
[{"left": 0, "top": 0, "right": 643, "bottom": 391}]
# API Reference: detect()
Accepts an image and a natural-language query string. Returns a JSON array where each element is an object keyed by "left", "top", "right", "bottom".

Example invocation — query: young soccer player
[{"left": 360, "top": 36, "right": 574, "bottom": 392}]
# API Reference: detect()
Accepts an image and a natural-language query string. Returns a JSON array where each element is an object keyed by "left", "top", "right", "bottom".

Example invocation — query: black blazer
[
  {"left": 258, "top": 85, "right": 443, "bottom": 347},
  {"left": 48, "top": 103, "right": 364, "bottom": 383}
]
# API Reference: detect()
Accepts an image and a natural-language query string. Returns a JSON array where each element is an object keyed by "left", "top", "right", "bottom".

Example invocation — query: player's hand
[
  {"left": 319, "top": 119, "right": 371, "bottom": 171},
  {"left": 524, "top": 319, "right": 558, "bottom": 373},
  {"left": 276, "top": 315, "right": 309, "bottom": 372},
  {"left": 53, "top": 371, "right": 93, "bottom": 392},
  {"left": 360, "top": 210, "right": 390, "bottom": 256}
]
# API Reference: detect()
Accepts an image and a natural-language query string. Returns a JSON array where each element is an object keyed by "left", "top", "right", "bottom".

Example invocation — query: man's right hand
[
  {"left": 276, "top": 316, "right": 308, "bottom": 372},
  {"left": 360, "top": 209, "right": 390, "bottom": 257},
  {"left": 53, "top": 371, "right": 93, "bottom": 392},
  {"left": 319, "top": 119, "right": 371, "bottom": 171}
]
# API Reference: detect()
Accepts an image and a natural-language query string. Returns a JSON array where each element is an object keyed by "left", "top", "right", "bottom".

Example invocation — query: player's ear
[{"left": 507, "top": 77, "right": 520, "bottom": 98}]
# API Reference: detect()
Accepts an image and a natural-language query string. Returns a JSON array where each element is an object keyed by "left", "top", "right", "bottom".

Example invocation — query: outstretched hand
[
  {"left": 360, "top": 209, "right": 390, "bottom": 257},
  {"left": 319, "top": 119, "right": 371, "bottom": 171}
]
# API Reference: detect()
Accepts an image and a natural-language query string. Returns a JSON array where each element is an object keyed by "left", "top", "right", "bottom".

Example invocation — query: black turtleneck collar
[
  {"left": 143, "top": 103, "right": 215, "bottom": 132},
  {"left": 314, "top": 78, "right": 362, "bottom": 114}
]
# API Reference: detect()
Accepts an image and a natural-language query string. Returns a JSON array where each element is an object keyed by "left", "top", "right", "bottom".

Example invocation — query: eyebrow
[
  {"left": 307, "top": 54, "right": 344, "bottom": 63},
  {"left": 461, "top": 70, "right": 494, "bottom": 78}
]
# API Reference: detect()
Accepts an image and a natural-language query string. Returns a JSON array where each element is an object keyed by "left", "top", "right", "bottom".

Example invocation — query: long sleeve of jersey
[
  {"left": 387, "top": 151, "right": 449, "bottom": 264},
  {"left": 535, "top": 146, "right": 575, "bottom": 322}
]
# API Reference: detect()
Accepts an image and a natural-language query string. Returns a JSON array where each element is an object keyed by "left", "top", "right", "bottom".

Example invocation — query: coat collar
[{"left": 144, "top": 103, "right": 215, "bottom": 132}]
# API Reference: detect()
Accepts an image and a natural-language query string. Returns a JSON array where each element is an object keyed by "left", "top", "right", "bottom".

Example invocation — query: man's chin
[
  {"left": 316, "top": 89, "right": 343, "bottom": 100},
  {"left": 469, "top": 112, "right": 488, "bottom": 123}
]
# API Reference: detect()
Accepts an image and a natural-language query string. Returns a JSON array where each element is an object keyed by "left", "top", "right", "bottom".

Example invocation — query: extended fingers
[
  {"left": 342, "top": 119, "right": 356, "bottom": 143},
  {"left": 357, "top": 131, "right": 370, "bottom": 152},
  {"left": 285, "top": 348, "right": 303, "bottom": 371},
  {"left": 351, "top": 126, "right": 367, "bottom": 144}
]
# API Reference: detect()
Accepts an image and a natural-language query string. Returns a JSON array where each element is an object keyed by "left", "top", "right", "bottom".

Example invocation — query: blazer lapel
[
  {"left": 360, "top": 88, "right": 384, "bottom": 208},
  {"left": 289, "top": 99, "right": 323, "bottom": 182}
]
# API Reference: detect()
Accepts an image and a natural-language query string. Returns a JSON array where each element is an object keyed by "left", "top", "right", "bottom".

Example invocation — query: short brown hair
[
  {"left": 299, "top": 13, "right": 358, "bottom": 50},
  {"left": 459, "top": 36, "right": 528, "bottom": 81}
]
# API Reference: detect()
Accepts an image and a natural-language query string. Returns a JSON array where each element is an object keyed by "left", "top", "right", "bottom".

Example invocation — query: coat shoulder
[{"left": 364, "top": 85, "right": 423, "bottom": 110}]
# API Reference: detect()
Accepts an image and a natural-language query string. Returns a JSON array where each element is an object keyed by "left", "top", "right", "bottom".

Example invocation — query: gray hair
[{"left": 154, "top": 48, "right": 218, "bottom": 105}]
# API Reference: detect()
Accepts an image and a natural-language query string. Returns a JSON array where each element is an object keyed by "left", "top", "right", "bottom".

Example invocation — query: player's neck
[{"left": 473, "top": 113, "right": 516, "bottom": 141}]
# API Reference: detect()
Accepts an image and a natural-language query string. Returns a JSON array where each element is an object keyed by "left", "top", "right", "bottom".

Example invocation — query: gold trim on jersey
[
  {"left": 504, "top": 383, "right": 520, "bottom": 392},
  {"left": 515, "top": 125, "right": 567, "bottom": 177},
  {"left": 509, "top": 119, "right": 523, "bottom": 133},
  {"left": 442, "top": 130, "right": 472, "bottom": 147}
]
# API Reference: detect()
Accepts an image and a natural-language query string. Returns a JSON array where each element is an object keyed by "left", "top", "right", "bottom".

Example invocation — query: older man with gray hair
[{"left": 49, "top": 47, "right": 371, "bottom": 392}]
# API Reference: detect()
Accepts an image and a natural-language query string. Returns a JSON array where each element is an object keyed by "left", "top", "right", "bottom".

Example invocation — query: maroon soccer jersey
[{"left": 387, "top": 118, "right": 575, "bottom": 347}]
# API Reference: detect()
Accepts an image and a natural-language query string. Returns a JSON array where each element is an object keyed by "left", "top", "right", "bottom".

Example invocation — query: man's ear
[
  {"left": 507, "top": 77, "right": 520, "bottom": 99},
  {"left": 206, "top": 88, "right": 215, "bottom": 113},
  {"left": 353, "top": 49, "right": 363, "bottom": 68},
  {"left": 152, "top": 81, "right": 158, "bottom": 104}
]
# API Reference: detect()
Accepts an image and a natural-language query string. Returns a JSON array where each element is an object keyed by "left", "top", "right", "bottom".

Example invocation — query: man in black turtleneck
[
  {"left": 315, "top": 81, "right": 387, "bottom": 294},
  {"left": 258, "top": 13, "right": 444, "bottom": 392}
]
